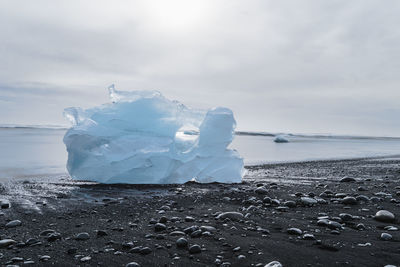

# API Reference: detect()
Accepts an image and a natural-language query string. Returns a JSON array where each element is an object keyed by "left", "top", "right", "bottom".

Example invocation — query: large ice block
[{"left": 63, "top": 85, "right": 243, "bottom": 184}]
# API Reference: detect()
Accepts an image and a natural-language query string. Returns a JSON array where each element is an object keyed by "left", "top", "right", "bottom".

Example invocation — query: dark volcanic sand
[{"left": 0, "top": 157, "right": 400, "bottom": 266}]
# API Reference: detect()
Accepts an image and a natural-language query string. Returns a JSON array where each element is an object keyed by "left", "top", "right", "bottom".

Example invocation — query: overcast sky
[{"left": 1, "top": 0, "right": 399, "bottom": 136}]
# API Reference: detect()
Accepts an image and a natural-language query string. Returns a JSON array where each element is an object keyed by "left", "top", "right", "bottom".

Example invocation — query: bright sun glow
[{"left": 141, "top": 1, "right": 212, "bottom": 32}]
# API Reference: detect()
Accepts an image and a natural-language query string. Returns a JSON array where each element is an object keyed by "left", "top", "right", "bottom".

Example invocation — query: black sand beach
[{"left": 0, "top": 156, "right": 400, "bottom": 266}]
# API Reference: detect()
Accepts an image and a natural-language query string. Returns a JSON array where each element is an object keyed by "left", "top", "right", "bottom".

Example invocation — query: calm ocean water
[{"left": 1, "top": 127, "right": 400, "bottom": 179}]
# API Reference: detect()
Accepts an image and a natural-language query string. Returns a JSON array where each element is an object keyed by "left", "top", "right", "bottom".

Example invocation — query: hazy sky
[{"left": 1, "top": 0, "right": 399, "bottom": 136}]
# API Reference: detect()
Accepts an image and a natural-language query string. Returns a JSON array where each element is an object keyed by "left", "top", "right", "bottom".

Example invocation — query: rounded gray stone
[
  {"left": 380, "top": 233, "right": 392, "bottom": 241},
  {"left": 6, "top": 220, "right": 22, "bottom": 228},
  {"left": 374, "top": 210, "right": 395, "bottom": 223},
  {"left": 301, "top": 197, "right": 317, "bottom": 205},
  {"left": 216, "top": 212, "right": 244, "bottom": 221},
  {"left": 0, "top": 239, "right": 16, "bottom": 248},
  {"left": 341, "top": 196, "right": 357, "bottom": 205},
  {"left": 75, "top": 232, "right": 90, "bottom": 240},
  {"left": 189, "top": 244, "right": 201, "bottom": 254},
  {"left": 176, "top": 237, "right": 188, "bottom": 248},
  {"left": 287, "top": 228, "right": 302, "bottom": 235},
  {"left": 265, "top": 261, "right": 283, "bottom": 267}
]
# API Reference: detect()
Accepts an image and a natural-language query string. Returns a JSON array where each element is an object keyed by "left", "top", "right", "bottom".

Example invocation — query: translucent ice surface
[
  {"left": 63, "top": 85, "right": 243, "bottom": 184},
  {"left": 274, "top": 135, "right": 289, "bottom": 143}
]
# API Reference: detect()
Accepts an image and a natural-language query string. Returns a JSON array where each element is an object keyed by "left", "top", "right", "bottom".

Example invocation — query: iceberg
[{"left": 63, "top": 85, "right": 244, "bottom": 184}]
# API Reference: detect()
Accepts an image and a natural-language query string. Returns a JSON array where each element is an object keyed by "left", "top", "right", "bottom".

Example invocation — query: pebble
[
  {"left": 380, "top": 233, "right": 392, "bottom": 241},
  {"left": 317, "top": 219, "right": 330, "bottom": 227},
  {"left": 122, "top": 242, "right": 134, "bottom": 249},
  {"left": 276, "top": 206, "right": 289, "bottom": 212},
  {"left": 257, "top": 227, "right": 270, "bottom": 234},
  {"left": 80, "top": 256, "right": 91, "bottom": 262},
  {"left": 39, "top": 229, "right": 55, "bottom": 236},
  {"left": 384, "top": 226, "right": 398, "bottom": 231},
  {"left": 303, "top": 233, "right": 316, "bottom": 240},
  {"left": 263, "top": 197, "right": 271, "bottom": 203},
  {"left": 271, "top": 199, "right": 280, "bottom": 205},
  {"left": 370, "top": 197, "right": 381, "bottom": 202},
  {"left": 255, "top": 187, "right": 268, "bottom": 195},
  {"left": 246, "top": 205, "right": 257, "bottom": 212},
  {"left": 301, "top": 197, "right": 317, "bottom": 205},
  {"left": 190, "top": 230, "right": 202, "bottom": 238},
  {"left": 126, "top": 262, "right": 141, "bottom": 267},
  {"left": 0, "top": 239, "right": 16, "bottom": 248},
  {"left": 169, "top": 231, "right": 185, "bottom": 236},
  {"left": 340, "top": 177, "right": 356, "bottom": 182},
  {"left": 139, "top": 247, "right": 152, "bottom": 255},
  {"left": 47, "top": 232, "right": 61, "bottom": 242},
  {"left": 184, "top": 225, "right": 199, "bottom": 234},
  {"left": 11, "top": 257, "right": 24, "bottom": 262},
  {"left": 356, "top": 223, "right": 366, "bottom": 230},
  {"left": 170, "top": 217, "right": 181, "bottom": 222},
  {"left": 0, "top": 199, "right": 10, "bottom": 209},
  {"left": 159, "top": 205, "right": 171, "bottom": 211},
  {"left": 15, "top": 242, "right": 26, "bottom": 248},
  {"left": 154, "top": 223, "right": 167, "bottom": 232},
  {"left": 335, "top": 193, "right": 347, "bottom": 198},
  {"left": 339, "top": 213, "right": 353, "bottom": 221},
  {"left": 216, "top": 212, "right": 244, "bottom": 221},
  {"left": 283, "top": 201, "right": 296, "bottom": 208},
  {"left": 96, "top": 230, "right": 108, "bottom": 237},
  {"left": 200, "top": 226, "right": 216, "bottom": 232},
  {"left": 5, "top": 220, "right": 22, "bottom": 228},
  {"left": 185, "top": 216, "right": 195, "bottom": 222},
  {"left": 327, "top": 221, "right": 343, "bottom": 230},
  {"left": 189, "top": 244, "right": 202, "bottom": 254},
  {"left": 374, "top": 210, "right": 395, "bottom": 223},
  {"left": 129, "top": 246, "right": 141, "bottom": 253},
  {"left": 357, "top": 242, "right": 371, "bottom": 247},
  {"left": 176, "top": 238, "right": 188, "bottom": 248},
  {"left": 341, "top": 196, "right": 357, "bottom": 205},
  {"left": 159, "top": 216, "right": 168, "bottom": 223},
  {"left": 287, "top": 228, "right": 302, "bottom": 235},
  {"left": 330, "top": 230, "right": 340, "bottom": 235},
  {"left": 356, "top": 195, "right": 370, "bottom": 202},
  {"left": 202, "top": 231, "right": 212, "bottom": 237},
  {"left": 25, "top": 238, "right": 40, "bottom": 246},
  {"left": 75, "top": 232, "right": 90, "bottom": 240},
  {"left": 265, "top": 261, "right": 283, "bottom": 267},
  {"left": 39, "top": 255, "right": 51, "bottom": 261}
]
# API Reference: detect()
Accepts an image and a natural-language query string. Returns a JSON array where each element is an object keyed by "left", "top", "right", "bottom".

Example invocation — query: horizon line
[{"left": 1, "top": 123, "right": 400, "bottom": 140}]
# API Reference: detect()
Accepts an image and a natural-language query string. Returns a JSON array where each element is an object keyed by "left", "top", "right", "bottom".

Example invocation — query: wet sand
[{"left": 0, "top": 156, "right": 399, "bottom": 266}]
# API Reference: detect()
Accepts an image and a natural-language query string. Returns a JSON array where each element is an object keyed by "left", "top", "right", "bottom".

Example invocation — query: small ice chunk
[
  {"left": 274, "top": 135, "right": 289, "bottom": 143},
  {"left": 63, "top": 86, "right": 244, "bottom": 184}
]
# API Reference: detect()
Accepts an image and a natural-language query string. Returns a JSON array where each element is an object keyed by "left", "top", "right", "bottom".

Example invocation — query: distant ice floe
[
  {"left": 63, "top": 85, "right": 244, "bottom": 184},
  {"left": 274, "top": 135, "right": 289, "bottom": 143}
]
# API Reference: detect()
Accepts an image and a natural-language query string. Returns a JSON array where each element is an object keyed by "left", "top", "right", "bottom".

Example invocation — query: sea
[{"left": 1, "top": 126, "right": 400, "bottom": 179}]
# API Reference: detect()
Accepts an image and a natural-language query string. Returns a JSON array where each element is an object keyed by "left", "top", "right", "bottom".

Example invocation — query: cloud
[{"left": 0, "top": 0, "right": 399, "bottom": 135}]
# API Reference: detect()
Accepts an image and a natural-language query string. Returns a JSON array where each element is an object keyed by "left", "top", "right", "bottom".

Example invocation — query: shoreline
[
  {"left": 244, "top": 154, "right": 400, "bottom": 169},
  {"left": 3, "top": 154, "right": 400, "bottom": 182},
  {"left": 0, "top": 157, "right": 399, "bottom": 266}
]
